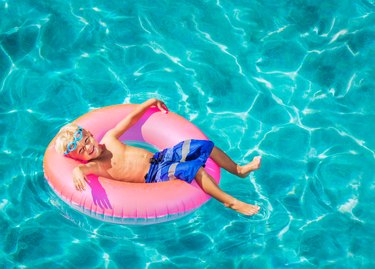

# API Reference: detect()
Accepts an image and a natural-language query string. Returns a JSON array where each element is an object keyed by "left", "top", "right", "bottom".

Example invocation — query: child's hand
[
  {"left": 154, "top": 99, "right": 168, "bottom": 114},
  {"left": 73, "top": 167, "right": 87, "bottom": 191}
]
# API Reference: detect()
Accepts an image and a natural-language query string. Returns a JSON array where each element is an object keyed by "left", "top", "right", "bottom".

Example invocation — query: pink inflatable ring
[{"left": 43, "top": 104, "right": 221, "bottom": 224}]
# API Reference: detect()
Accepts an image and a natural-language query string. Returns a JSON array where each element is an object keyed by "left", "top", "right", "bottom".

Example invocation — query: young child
[{"left": 55, "top": 98, "right": 261, "bottom": 216}]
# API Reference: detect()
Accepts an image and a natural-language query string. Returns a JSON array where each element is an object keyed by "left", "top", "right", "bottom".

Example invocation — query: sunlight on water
[{"left": 1, "top": 0, "right": 374, "bottom": 268}]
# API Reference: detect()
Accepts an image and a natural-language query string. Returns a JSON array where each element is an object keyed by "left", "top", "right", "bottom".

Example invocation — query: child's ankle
[{"left": 236, "top": 165, "right": 246, "bottom": 178}]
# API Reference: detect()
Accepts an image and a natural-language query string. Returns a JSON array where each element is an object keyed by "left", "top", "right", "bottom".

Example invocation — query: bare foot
[
  {"left": 225, "top": 199, "right": 260, "bottom": 216},
  {"left": 238, "top": 156, "right": 262, "bottom": 178}
]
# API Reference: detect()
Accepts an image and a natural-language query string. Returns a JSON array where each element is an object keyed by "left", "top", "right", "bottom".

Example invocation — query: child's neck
[{"left": 95, "top": 144, "right": 112, "bottom": 161}]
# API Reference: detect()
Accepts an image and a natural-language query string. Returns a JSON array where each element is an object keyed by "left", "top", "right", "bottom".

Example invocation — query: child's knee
[{"left": 195, "top": 167, "right": 206, "bottom": 179}]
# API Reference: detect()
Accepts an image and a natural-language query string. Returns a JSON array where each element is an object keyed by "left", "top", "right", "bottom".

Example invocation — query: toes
[
  {"left": 253, "top": 156, "right": 262, "bottom": 168},
  {"left": 246, "top": 205, "right": 260, "bottom": 215}
]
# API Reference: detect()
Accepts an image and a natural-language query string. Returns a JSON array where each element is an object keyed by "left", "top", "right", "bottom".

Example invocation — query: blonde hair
[{"left": 54, "top": 123, "right": 81, "bottom": 155}]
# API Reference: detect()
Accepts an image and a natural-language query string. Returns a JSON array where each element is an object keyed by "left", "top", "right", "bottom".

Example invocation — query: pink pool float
[{"left": 43, "top": 104, "right": 221, "bottom": 224}]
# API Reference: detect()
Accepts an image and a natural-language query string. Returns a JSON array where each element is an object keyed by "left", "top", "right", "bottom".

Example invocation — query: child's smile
[{"left": 70, "top": 130, "right": 102, "bottom": 161}]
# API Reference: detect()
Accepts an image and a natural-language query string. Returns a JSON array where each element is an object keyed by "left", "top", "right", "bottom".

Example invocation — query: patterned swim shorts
[{"left": 144, "top": 139, "right": 214, "bottom": 183}]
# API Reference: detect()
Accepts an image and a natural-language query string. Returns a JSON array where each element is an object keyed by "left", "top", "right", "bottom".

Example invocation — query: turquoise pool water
[{"left": 1, "top": 0, "right": 374, "bottom": 268}]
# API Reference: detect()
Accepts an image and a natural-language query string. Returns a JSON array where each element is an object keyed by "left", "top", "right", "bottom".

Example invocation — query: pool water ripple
[{"left": 1, "top": 0, "right": 374, "bottom": 268}]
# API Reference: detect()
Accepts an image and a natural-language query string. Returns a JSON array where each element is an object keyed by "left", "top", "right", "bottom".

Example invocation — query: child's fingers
[
  {"left": 80, "top": 179, "right": 86, "bottom": 191},
  {"left": 157, "top": 101, "right": 168, "bottom": 113},
  {"left": 74, "top": 178, "right": 86, "bottom": 191}
]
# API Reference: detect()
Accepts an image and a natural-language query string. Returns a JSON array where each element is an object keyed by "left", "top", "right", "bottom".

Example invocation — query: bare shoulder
[
  {"left": 101, "top": 130, "right": 116, "bottom": 144},
  {"left": 101, "top": 131, "right": 122, "bottom": 146},
  {"left": 80, "top": 161, "right": 101, "bottom": 175},
  {"left": 101, "top": 131, "right": 126, "bottom": 151}
]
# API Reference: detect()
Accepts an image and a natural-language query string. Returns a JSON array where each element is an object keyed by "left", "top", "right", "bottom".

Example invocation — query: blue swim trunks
[{"left": 145, "top": 139, "right": 214, "bottom": 184}]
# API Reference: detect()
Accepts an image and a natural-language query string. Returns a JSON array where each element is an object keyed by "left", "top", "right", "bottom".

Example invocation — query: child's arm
[
  {"left": 72, "top": 162, "right": 99, "bottom": 191},
  {"left": 105, "top": 98, "right": 168, "bottom": 139}
]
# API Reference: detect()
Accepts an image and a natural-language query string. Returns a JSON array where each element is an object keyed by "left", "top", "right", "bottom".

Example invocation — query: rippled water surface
[{"left": 1, "top": 0, "right": 375, "bottom": 268}]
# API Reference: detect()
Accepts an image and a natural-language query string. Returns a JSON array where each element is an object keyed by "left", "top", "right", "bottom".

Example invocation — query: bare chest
[{"left": 98, "top": 146, "right": 153, "bottom": 182}]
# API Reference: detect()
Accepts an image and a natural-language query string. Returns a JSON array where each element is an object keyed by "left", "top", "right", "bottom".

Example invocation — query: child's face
[{"left": 67, "top": 129, "right": 102, "bottom": 161}]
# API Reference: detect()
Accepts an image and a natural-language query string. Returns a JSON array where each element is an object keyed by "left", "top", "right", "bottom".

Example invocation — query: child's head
[{"left": 55, "top": 123, "right": 101, "bottom": 161}]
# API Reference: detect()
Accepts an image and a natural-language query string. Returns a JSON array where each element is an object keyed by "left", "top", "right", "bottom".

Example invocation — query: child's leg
[
  {"left": 194, "top": 168, "right": 260, "bottom": 216},
  {"left": 210, "top": 146, "right": 261, "bottom": 178}
]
